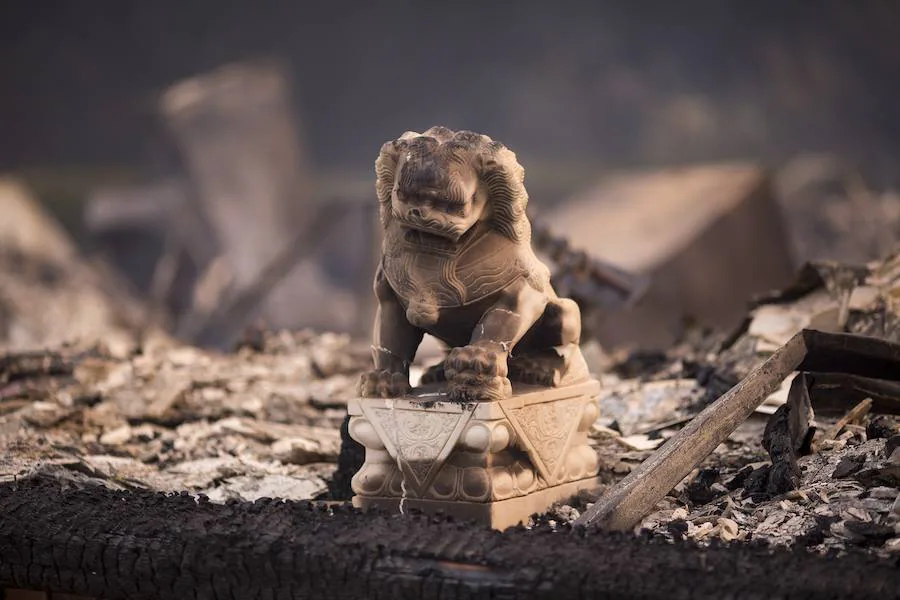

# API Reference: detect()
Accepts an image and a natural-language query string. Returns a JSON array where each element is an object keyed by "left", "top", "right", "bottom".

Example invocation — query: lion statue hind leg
[{"left": 507, "top": 297, "right": 590, "bottom": 387}]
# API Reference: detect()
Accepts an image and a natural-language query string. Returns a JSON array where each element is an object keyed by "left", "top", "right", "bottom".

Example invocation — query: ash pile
[{"left": 0, "top": 325, "right": 368, "bottom": 503}]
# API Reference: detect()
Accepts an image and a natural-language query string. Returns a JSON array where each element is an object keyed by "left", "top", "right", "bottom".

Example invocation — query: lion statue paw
[{"left": 444, "top": 345, "right": 512, "bottom": 402}]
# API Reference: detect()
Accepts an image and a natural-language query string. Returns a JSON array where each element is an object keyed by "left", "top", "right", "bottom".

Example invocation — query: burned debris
[
  {"left": 3, "top": 56, "right": 900, "bottom": 599},
  {"left": 560, "top": 253, "right": 900, "bottom": 557},
  {"left": 3, "top": 188, "right": 900, "bottom": 562},
  {"left": 0, "top": 328, "right": 367, "bottom": 503}
]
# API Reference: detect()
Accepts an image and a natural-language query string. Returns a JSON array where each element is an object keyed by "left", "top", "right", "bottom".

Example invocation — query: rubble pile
[
  {"left": 547, "top": 252, "right": 900, "bottom": 557},
  {"left": 776, "top": 154, "right": 900, "bottom": 266},
  {"left": 565, "top": 415, "right": 900, "bottom": 557},
  {"left": 0, "top": 329, "right": 369, "bottom": 503},
  {"left": 0, "top": 178, "right": 144, "bottom": 352}
]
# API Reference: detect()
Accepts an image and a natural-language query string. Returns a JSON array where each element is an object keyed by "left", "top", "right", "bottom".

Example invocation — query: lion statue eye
[{"left": 447, "top": 202, "right": 466, "bottom": 216}]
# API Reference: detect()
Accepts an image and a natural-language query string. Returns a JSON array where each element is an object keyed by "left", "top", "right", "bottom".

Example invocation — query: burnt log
[{"left": 0, "top": 479, "right": 897, "bottom": 599}]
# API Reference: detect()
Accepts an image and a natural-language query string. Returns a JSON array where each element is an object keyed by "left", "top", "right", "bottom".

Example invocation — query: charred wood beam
[
  {"left": 807, "top": 373, "right": 900, "bottom": 415},
  {"left": 798, "top": 329, "right": 900, "bottom": 380},
  {"left": 529, "top": 210, "right": 651, "bottom": 310},
  {"left": 759, "top": 371, "right": 817, "bottom": 496},
  {"left": 85, "top": 179, "right": 218, "bottom": 271},
  {"left": 0, "top": 479, "right": 897, "bottom": 600}
]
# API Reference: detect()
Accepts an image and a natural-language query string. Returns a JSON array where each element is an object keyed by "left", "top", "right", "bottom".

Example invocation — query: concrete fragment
[{"left": 541, "top": 163, "right": 796, "bottom": 348}]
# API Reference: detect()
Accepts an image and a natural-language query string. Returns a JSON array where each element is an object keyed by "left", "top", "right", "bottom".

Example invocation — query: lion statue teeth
[{"left": 358, "top": 126, "right": 590, "bottom": 402}]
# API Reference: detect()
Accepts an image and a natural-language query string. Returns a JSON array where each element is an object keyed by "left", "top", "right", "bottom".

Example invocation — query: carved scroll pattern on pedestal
[
  {"left": 504, "top": 397, "right": 583, "bottom": 484},
  {"left": 366, "top": 407, "right": 471, "bottom": 493}
]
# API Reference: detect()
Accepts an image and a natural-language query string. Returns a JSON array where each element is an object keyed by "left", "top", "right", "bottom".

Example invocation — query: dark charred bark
[
  {"left": 0, "top": 479, "right": 898, "bottom": 600},
  {"left": 0, "top": 352, "right": 71, "bottom": 384},
  {"left": 762, "top": 404, "right": 802, "bottom": 495},
  {"left": 761, "top": 372, "right": 816, "bottom": 495}
]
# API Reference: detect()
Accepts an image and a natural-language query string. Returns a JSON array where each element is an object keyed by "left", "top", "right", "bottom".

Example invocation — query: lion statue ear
[
  {"left": 375, "top": 130, "right": 425, "bottom": 228},
  {"left": 477, "top": 142, "right": 530, "bottom": 243},
  {"left": 375, "top": 140, "right": 401, "bottom": 229}
]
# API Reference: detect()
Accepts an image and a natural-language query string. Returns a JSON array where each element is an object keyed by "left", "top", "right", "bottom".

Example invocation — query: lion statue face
[
  {"left": 391, "top": 152, "right": 487, "bottom": 243},
  {"left": 375, "top": 126, "right": 530, "bottom": 244}
]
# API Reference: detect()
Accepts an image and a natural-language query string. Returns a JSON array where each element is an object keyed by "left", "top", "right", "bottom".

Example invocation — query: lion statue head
[{"left": 375, "top": 126, "right": 530, "bottom": 244}]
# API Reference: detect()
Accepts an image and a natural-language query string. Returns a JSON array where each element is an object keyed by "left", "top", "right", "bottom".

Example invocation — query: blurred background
[{"left": 2, "top": 0, "right": 900, "bottom": 355}]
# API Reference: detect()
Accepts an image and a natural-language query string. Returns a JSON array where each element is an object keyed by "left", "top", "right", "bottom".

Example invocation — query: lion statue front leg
[{"left": 358, "top": 267, "right": 424, "bottom": 398}]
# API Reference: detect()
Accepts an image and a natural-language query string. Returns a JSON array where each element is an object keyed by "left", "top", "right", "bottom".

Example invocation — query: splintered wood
[{"left": 819, "top": 398, "right": 874, "bottom": 447}]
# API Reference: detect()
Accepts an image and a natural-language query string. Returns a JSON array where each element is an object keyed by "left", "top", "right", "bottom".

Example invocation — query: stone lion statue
[{"left": 359, "top": 126, "right": 589, "bottom": 402}]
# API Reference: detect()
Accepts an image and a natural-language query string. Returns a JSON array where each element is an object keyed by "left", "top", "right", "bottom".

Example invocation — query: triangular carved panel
[
  {"left": 362, "top": 404, "right": 473, "bottom": 495},
  {"left": 503, "top": 397, "right": 582, "bottom": 484}
]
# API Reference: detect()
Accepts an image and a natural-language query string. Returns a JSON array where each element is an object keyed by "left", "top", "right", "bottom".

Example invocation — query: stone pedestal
[{"left": 348, "top": 379, "right": 602, "bottom": 530}]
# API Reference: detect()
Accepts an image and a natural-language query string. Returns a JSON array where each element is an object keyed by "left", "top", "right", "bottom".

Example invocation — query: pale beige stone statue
[
  {"left": 358, "top": 126, "right": 591, "bottom": 403},
  {"left": 351, "top": 127, "right": 601, "bottom": 529}
]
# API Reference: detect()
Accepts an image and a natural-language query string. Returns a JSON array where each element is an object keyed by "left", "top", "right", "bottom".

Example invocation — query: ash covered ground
[
  {"left": 2, "top": 175, "right": 900, "bottom": 585},
  {"left": 3, "top": 252, "right": 899, "bottom": 561}
]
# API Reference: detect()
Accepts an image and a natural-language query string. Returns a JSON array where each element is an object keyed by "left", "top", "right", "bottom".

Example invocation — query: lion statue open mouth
[{"left": 358, "top": 126, "right": 590, "bottom": 402}]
